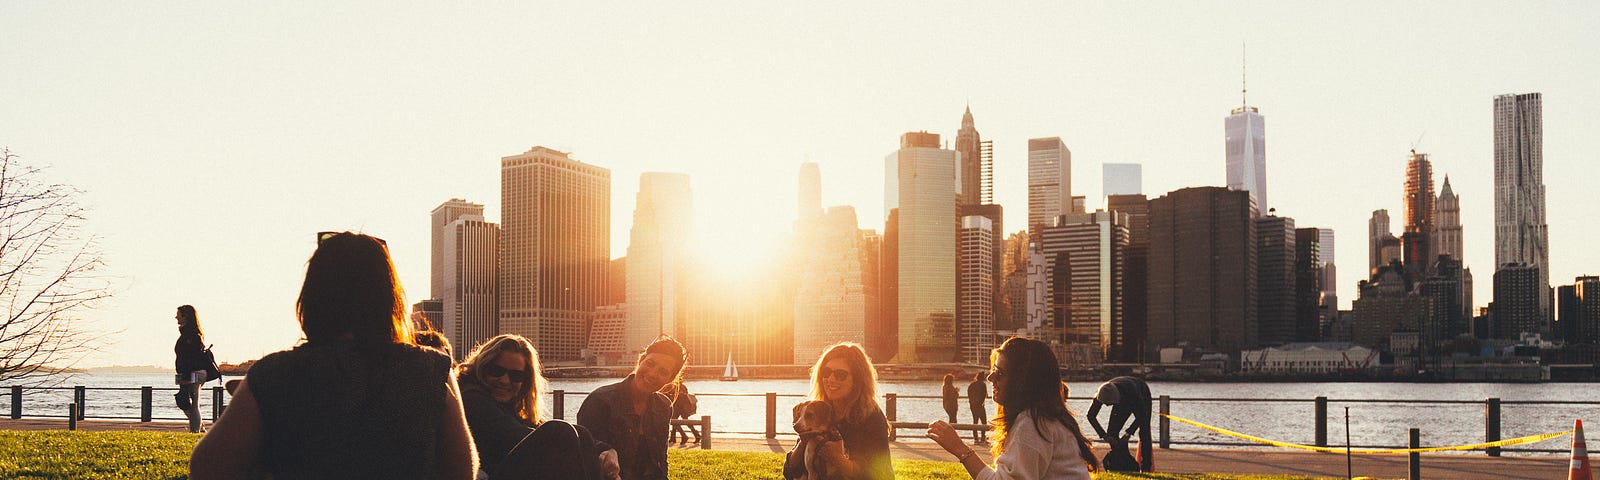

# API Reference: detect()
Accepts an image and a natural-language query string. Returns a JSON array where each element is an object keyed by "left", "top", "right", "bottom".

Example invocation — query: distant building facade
[
  {"left": 1256, "top": 215, "right": 1297, "bottom": 345},
  {"left": 1028, "top": 137, "right": 1071, "bottom": 235},
  {"left": 442, "top": 214, "right": 500, "bottom": 359},
  {"left": 1147, "top": 187, "right": 1257, "bottom": 360},
  {"left": 886, "top": 132, "right": 958, "bottom": 362},
  {"left": 795, "top": 206, "right": 877, "bottom": 363},
  {"left": 1493, "top": 93, "right": 1550, "bottom": 322},
  {"left": 1102, "top": 163, "right": 1142, "bottom": 197},
  {"left": 957, "top": 215, "right": 996, "bottom": 365},
  {"left": 626, "top": 172, "right": 692, "bottom": 355}
]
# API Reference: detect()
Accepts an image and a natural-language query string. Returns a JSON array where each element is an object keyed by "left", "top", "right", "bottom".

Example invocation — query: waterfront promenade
[{"left": 3, "top": 418, "right": 1588, "bottom": 479}]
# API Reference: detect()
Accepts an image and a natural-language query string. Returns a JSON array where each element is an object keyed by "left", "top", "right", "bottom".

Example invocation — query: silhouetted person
[
  {"left": 942, "top": 373, "right": 960, "bottom": 424},
  {"left": 1087, "top": 376, "right": 1153, "bottom": 472},
  {"left": 967, "top": 372, "right": 988, "bottom": 444},
  {"left": 666, "top": 381, "right": 698, "bottom": 444},
  {"left": 173, "top": 305, "right": 208, "bottom": 433}
]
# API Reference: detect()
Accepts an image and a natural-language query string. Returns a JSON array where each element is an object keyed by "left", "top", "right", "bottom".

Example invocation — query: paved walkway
[{"left": 4, "top": 418, "right": 1592, "bottom": 479}]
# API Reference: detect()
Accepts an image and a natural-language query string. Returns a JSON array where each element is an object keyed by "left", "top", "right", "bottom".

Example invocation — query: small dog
[{"left": 792, "top": 400, "right": 845, "bottom": 480}]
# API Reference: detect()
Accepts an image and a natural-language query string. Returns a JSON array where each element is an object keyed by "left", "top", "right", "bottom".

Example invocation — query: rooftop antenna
[
  {"left": 1412, "top": 131, "right": 1427, "bottom": 152},
  {"left": 1241, "top": 43, "right": 1248, "bottom": 108}
]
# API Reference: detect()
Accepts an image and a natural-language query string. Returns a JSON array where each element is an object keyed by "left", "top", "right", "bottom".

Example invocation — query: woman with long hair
[
  {"left": 189, "top": 232, "right": 476, "bottom": 480},
  {"left": 457, "top": 334, "right": 618, "bottom": 479},
  {"left": 927, "top": 336, "right": 1099, "bottom": 480},
  {"left": 173, "top": 305, "right": 208, "bottom": 433},
  {"left": 782, "top": 342, "right": 894, "bottom": 480}
]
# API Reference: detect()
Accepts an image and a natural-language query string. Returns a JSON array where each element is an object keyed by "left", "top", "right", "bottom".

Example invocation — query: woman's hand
[
  {"left": 599, "top": 449, "right": 620, "bottom": 480},
  {"left": 926, "top": 420, "right": 971, "bottom": 457}
]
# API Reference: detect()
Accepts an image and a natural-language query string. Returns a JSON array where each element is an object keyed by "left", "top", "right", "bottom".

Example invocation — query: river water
[{"left": 8, "top": 373, "right": 1595, "bottom": 454}]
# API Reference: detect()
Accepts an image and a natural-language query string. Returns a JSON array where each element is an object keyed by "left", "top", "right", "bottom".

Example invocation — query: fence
[{"left": 5, "top": 385, "right": 1593, "bottom": 456}]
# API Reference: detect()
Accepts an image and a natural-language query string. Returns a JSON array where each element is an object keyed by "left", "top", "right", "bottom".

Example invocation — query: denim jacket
[{"left": 576, "top": 375, "right": 672, "bottom": 480}]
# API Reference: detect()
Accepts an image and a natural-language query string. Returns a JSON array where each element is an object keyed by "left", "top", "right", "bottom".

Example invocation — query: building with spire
[
  {"left": 1225, "top": 60, "right": 1267, "bottom": 213},
  {"left": 1433, "top": 176, "right": 1463, "bottom": 262},
  {"left": 955, "top": 106, "right": 985, "bottom": 207}
]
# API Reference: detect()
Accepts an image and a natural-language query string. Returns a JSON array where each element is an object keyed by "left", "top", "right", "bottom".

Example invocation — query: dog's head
[{"left": 791, "top": 400, "right": 836, "bottom": 435}]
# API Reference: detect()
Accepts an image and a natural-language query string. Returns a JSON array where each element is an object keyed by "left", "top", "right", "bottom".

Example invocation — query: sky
[{"left": 2, "top": 2, "right": 1596, "bottom": 367}]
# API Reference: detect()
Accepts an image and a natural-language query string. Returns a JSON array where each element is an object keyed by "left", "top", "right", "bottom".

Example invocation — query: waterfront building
[
  {"left": 1420, "top": 257, "right": 1469, "bottom": 346},
  {"left": 874, "top": 210, "right": 900, "bottom": 363},
  {"left": 1107, "top": 194, "right": 1150, "bottom": 362},
  {"left": 1348, "top": 265, "right": 1431, "bottom": 350},
  {"left": 442, "top": 214, "right": 500, "bottom": 360},
  {"left": 1045, "top": 211, "right": 1129, "bottom": 366},
  {"left": 1492, "top": 264, "right": 1544, "bottom": 339},
  {"left": 795, "top": 206, "right": 877, "bottom": 363},
  {"left": 1570, "top": 277, "right": 1600, "bottom": 345},
  {"left": 500, "top": 147, "right": 610, "bottom": 363},
  {"left": 1294, "top": 228, "right": 1323, "bottom": 342},
  {"left": 1257, "top": 215, "right": 1297, "bottom": 345},
  {"left": 1147, "top": 187, "right": 1257, "bottom": 360},
  {"left": 588, "top": 304, "right": 627, "bottom": 365},
  {"left": 1403, "top": 150, "right": 1436, "bottom": 280},
  {"left": 1368, "top": 210, "right": 1390, "bottom": 275},
  {"left": 1239, "top": 343, "right": 1378, "bottom": 374},
  {"left": 1317, "top": 228, "right": 1338, "bottom": 327},
  {"left": 957, "top": 215, "right": 996, "bottom": 365},
  {"left": 431, "top": 199, "right": 484, "bottom": 300},
  {"left": 958, "top": 203, "right": 1005, "bottom": 348},
  {"left": 1225, "top": 88, "right": 1267, "bottom": 213},
  {"left": 625, "top": 172, "right": 692, "bottom": 355},
  {"left": 1028, "top": 137, "right": 1071, "bottom": 235},
  {"left": 886, "top": 132, "right": 958, "bottom": 362},
  {"left": 955, "top": 107, "right": 984, "bottom": 207},
  {"left": 1493, "top": 93, "right": 1551, "bottom": 321},
  {"left": 1102, "top": 163, "right": 1142, "bottom": 197}
]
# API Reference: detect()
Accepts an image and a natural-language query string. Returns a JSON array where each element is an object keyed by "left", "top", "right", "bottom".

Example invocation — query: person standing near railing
[
  {"left": 942, "top": 373, "right": 960, "bottom": 424},
  {"left": 967, "top": 372, "right": 988, "bottom": 445},
  {"left": 173, "top": 305, "right": 208, "bottom": 433}
]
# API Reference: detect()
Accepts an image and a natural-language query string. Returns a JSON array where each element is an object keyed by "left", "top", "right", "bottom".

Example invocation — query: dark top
[
  {"left": 174, "top": 332, "right": 207, "bottom": 376},
  {"left": 942, "top": 382, "right": 960, "bottom": 413},
  {"left": 459, "top": 374, "right": 609, "bottom": 477},
  {"left": 967, "top": 379, "right": 987, "bottom": 406},
  {"left": 782, "top": 406, "right": 894, "bottom": 480},
  {"left": 247, "top": 341, "right": 453, "bottom": 480},
  {"left": 1087, "top": 376, "right": 1153, "bottom": 440},
  {"left": 576, "top": 374, "right": 671, "bottom": 480}
]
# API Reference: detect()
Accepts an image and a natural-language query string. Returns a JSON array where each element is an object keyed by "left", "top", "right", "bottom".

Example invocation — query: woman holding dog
[
  {"left": 782, "top": 342, "right": 894, "bottom": 480},
  {"left": 927, "top": 337, "right": 1099, "bottom": 480}
]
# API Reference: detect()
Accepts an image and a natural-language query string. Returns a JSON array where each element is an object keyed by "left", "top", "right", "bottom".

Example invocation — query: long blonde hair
[
  {"left": 806, "top": 342, "right": 881, "bottom": 424},
  {"left": 459, "top": 334, "right": 549, "bottom": 424}
]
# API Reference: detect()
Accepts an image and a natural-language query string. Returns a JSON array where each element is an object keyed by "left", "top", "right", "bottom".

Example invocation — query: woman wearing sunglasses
[
  {"left": 782, "top": 342, "right": 894, "bottom": 480},
  {"left": 458, "top": 334, "right": 619, "bottom": 480},
  {"left": 190, "top": 232, "right": 476, "bottom": 479}
]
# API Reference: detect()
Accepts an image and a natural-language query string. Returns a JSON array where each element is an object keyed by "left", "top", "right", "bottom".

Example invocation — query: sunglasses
[
  {"left": 819, "top": 366, "right": 851, "bottom": 382},
  {"left": 481, "top": 363, "right": 531, "bottom": 383},
  {"left": 316, "top": 231, "right": 387, "bottom": 247}
]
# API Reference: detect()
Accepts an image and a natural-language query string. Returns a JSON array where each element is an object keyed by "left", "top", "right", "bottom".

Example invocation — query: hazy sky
[{"left": 3, "top": 2, "right": 1596, "bottom": 367}]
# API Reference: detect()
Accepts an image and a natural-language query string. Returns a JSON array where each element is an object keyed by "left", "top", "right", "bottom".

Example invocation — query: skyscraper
[
  {"left": 442, "top": 214, "right": 499, "bottom": 359},
  {"left": 431, "top": 199, "right": 483, "bottom": 300},
  {"left": 1225, "top": 80, "right": 1267, "bottom": 213},
  {"left": 1492, "top": 264, "right": 1542, "bottom": 339},
  {"left": 1368, "top": 210, "right": 1390, "bottom": 274},
  {"left": 1102, "top": 163, "right": 1142, "bottom": 197},
  {"left": 1028, "top": 137, "right": 1071, "bottom": 235},
  {"left": 500, "top": 147, "right": 610, "bottom": 363},
  {"left": 957, "top": 215, "right": 996, "bottom": 365},
  {"left": 1107, "top": 194, "right": 1149, "bottom": 362},
  {"left": 886, "top": 132, "right": 958, "bottom": 363},
  {"left": 1147, "top": 187, "right": 1257, "bottom": 359},
  {"left": 1294, "top": 228, "right": 1323, "bottom": 342},
  {"left": 1433, "top": 176, "right": 1463, "bottom": 262},
  {"left": 1318, "top": 228, "right": 1338, "bottom": 320},
  {"left": 626, "top": 172, "right": 692, "bottom": 355},
  {"left": 799, "top": 162, "right": 822, "bottom": 220},
  {"left": 1403, "top": 150, "right": 1435, "bottom": 280},
  {"left": 1256, "top": 214, "right": 1297, "bottom": 346},
  {"left": 795, "top": 206, "right": 877, "bottom": 363},
  {"left": 1045, "top": 211, "right": 1129, "bottom": 366},
  {"left": 955, "top": 107, "right": 983, "bottom": 207},
  {"left": 1493, "top": 92, "right": 1550, "bottom": 321}
]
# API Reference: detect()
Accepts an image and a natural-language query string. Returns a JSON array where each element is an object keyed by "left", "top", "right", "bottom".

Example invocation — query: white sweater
[{"left": 974, "top": 411, "right": 1093, "bottom": 480}]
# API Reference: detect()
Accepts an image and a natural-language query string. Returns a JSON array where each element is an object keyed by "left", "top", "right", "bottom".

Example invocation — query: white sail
[{"left": 721, "top": 352, "right": 739, "bottom": 380}]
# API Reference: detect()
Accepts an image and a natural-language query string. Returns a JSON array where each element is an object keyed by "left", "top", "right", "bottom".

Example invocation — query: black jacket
[
  {"left": 576, "top": 375, "right": 671, "bottom": 480},
  {"left": 459, "top": 374, "right": 609, "bottom": 478},
  {"left": 783, "top": 406, "right": 894, "bottom": 480},
  {"left": 174, "top": 332, "right": 207, "bottom": 375}
]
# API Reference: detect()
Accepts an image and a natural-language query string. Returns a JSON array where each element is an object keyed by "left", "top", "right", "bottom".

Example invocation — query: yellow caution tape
[{"left": 1161, "top": 414, "right": 1572, "bottom": 454}]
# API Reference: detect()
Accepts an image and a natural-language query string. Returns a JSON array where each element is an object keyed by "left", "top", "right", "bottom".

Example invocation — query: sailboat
[{"left": 720, "top": 352, "right": 739, "bottom": 381}]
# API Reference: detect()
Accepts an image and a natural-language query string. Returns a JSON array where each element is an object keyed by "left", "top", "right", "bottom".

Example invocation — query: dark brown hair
[
  {"left": 177, "top": 305, "right": 203, "bottom": 337},
  {"left": 989, "top": 337, "right": 1099, "bottom": 471},
  {"left": 296, "top": 232, "right": 412, "bottom": 346}
]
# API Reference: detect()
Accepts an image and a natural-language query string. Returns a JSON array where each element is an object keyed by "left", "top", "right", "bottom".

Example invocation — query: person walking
[
  {"left": 577, "top": 335, "right": 687, "bottom": 480},
  {"left": 458, "top": 334, "right": 618, "bottom": 480},
  {"left": 1087, "top": 376, "right": 1154, "bottom": 472},
  {"left": 967, "top": 372, "right": 988, "bottom": 445},
  {"left": 927, "top": 337, "right": 1100, "bottom": 480},
  {"left": 173, "top": 305, "right": 209, "bottom": 433},
  {"left": 942, "top": 373, "right": 960, "bottom": 424},
  {"left": 782, "top": 342, "right": 894, "bottom": 480},
  {"left": 188, "top": 232, "right": 476, "bottom": 480}
]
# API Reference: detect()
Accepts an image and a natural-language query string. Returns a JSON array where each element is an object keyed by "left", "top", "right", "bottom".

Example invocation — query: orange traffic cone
[{"left": 1572, "top": 419, "right": 1593, "bottom": 480}]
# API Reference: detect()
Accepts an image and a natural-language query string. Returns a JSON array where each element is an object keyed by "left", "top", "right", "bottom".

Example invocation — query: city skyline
[{"left": 2, "top": 3, "right": 1597, "bottom": 366}]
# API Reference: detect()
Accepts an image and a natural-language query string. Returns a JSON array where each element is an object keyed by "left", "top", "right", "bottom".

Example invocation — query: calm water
[{"left": 9, "top": 373, "right": 1596, "bottom": 454}]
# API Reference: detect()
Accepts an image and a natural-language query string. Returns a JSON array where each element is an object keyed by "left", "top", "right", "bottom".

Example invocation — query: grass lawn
[{"left": 0, "top": 430, "right": 1337, "bottom": 479}]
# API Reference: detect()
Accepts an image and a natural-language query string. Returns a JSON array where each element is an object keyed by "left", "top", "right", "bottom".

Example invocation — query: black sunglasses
[
  {"left": 317, "top": 231, "right": 387, "bottom": 247},
  {"left": 819, "top": 366, "right": 851, "bottom": 382},
  {"left": 481, "top": 363, "right": 531, "bottom": 383}
]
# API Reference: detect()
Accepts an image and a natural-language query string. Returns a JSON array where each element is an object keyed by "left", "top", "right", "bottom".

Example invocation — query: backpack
[
  {"left": 201, "top": 345, "right": 222, "bottom": 382},
  {"left": 674, "top": 392, "right": 698, "bottom": 418}
]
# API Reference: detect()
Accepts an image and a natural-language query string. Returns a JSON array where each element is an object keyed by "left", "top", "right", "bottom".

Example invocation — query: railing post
[
  {"left": 1408, "top": 428, "right": 1421, "bottom": 480},
  {"left": 74, "top": 386, "right": 86, "bottom": 420},
  {"left": 553, "top": 390, "right": 565, "bottom": 420},
  {"left": 212, "top": 386, "right": 224, "bottom": 420},
  {"left": 1315, "top": 396, "right": 1328, "bottom": 447},
  {"left": 140, "top": 387, "right": 153, "bottom": 422},
  {"left": 1485, "top": 397, "right": 1501, "bottom": 457},
  {"left": 68, "top": 403, "right": 78, "bottom": 430},
  {"left": 699, "top": 415, "right": 711, "bottom": 449},
  {"left": 765, "top": 392, "right": 777, "bottom": 439},
  {"left": 9, "top": 386, "right": 20, "bottom": 419},
  {"left": 1159, "top": 394, "right": 1170, "bottom": 449},
  {"left": 885, "top": 393, "right": 897, "bottom": 440}
]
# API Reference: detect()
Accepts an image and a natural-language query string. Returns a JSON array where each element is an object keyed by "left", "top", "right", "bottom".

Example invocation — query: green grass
[{"left": 0, "top": 430, "right": 1335, "bottom": 479}]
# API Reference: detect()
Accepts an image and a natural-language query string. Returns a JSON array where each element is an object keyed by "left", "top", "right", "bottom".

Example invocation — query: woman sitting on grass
[
  {"left": 782, "top": 342, "right": 894, "bottom": 480},
  {"left": 927, "top": 336, "right": 1100, "bottom": 480},
  {"left": 457, "top": 334, "right": 618, "bottom": 480},
  {"left": 189, "top": 232, "right": 476, "bottom": 480}
]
